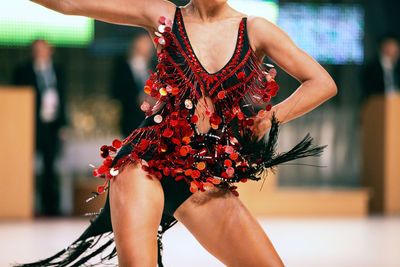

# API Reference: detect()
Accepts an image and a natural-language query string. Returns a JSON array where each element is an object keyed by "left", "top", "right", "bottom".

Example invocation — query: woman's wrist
[{"left": 263, "top": 106, "right": 275, "bottom": 125}]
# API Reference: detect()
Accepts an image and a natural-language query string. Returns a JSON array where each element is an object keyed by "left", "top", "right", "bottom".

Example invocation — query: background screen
[{"left": 0, "top": 0, "right": 94, "bottom": 47}]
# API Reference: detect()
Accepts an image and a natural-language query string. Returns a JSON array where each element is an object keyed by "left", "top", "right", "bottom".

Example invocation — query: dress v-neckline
[{"left": 177, "top": 8, "right": 245, "bottom": 76}]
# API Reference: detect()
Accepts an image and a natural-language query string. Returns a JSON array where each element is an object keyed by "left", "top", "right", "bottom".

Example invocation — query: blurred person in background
[
  {"left": 111, "top": 33, "right": 155, "bottom": 137},
  {"left": 361, "top": 34, "right": 400, "bottom": 102},
  {"left": 12, "top": 39, "right": 67, "bottom": 216}
]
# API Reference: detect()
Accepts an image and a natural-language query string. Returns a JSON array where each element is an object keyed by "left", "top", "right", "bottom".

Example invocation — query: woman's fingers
[{"left": 247, "top": 115, "right": 272, "bottom": 140}]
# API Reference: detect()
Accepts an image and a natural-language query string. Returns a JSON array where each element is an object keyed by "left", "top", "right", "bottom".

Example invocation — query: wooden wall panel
[
  {"left": 361, "top": 96, "right": 385, "bottom": 212},
  {"left": 384, "top": 94, "right": 400, "bottom": 214},
  {"left": 0, "top": 87, "right": 35, "bottom": 219},
  {"left": 238, "top": 172, "right": 369, "bottom": 217}
]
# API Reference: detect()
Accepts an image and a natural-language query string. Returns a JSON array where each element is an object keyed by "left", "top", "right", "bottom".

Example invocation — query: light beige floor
[{"left": 1, "top": 216, "right": 399, "bottom": 267}]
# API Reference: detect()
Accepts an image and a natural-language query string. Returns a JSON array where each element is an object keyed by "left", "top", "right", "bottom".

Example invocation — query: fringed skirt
[{"left": 14, "top": 113, "right": 326, "bottom": 267}]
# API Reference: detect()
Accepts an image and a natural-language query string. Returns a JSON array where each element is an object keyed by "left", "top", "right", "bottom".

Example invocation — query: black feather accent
[{"left": 232, "top": 112, "right": 327, "bottom": 181}]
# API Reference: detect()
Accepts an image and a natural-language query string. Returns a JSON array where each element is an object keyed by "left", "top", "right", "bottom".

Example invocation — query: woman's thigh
[
  {"left": 109, "top": 161, "right": 164, "bottom": 267},
  {"left": 174, "top": 187, "right": 285, "bottom": 267}
]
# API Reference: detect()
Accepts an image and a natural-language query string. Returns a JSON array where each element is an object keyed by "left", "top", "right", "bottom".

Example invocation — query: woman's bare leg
[
  {"left": 174, "top": 187, "right": 285, "bottom": 267},
  {"left": 109, "top": 161, "right": 164, "bottom": 267}
]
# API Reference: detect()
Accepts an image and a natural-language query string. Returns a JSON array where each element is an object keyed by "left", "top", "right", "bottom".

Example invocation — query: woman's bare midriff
[{"left": 194, "top": 94, "right": 215, "bottom": 134}]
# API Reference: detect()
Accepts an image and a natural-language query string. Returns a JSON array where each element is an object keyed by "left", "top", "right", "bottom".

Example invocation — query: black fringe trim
[{"left": 13, "top": 192, "right": 177, "bottom": 267}]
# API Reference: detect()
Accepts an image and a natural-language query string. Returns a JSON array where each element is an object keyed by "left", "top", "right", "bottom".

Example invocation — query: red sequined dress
[
  {"left": 96, "top": 8, "right": 295, "bottom": 194},
  {"left": 16, "top": 7, "right": 326, "bottom": 267}
]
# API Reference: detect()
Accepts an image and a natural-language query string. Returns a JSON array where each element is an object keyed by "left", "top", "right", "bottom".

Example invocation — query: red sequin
[
  {"left": 97, "top": 185, "right": 105, "bottom": 194},
  {"left": 139, "top": 139, "right": 149, "bottom": 150},
  {"left": 197, "top": 162, "right": 206, "bottom": 170},
  {"left": 224, "top": 159, "right": 232, "bottom": 167},
  {"left": 213, "top": 178, "right": 221, "bottom": 185},
  {"left": 229, "top": 152, "right": 239, "bottom": 160},
  {"left": 190, "top": 115, "right": 198, "bottom": 123},
  {"left": 217, "top": 90, "right": 226, "bottom": 99},
  {"left": 226, "top": 167, "right": 235, "bottom": 177},
  {"left": 191, "top": 170, "right": 201, "bottom": 179},
  {"left": 97, "top": 165, "right": 108, "bottom": 175},
  {"left": 190, "top": 181, "right": 198, "bottom": 193},
  {"left": 237, "top": 111, "right": 244, "bottom": 120},
  {"left": 225, "top": 146, "right": 233, "bottom": 154},
  {"left": 237, "top": 71, "right": 245, "bottom": 80},
  {"left": 103, "top": 157, "right": 113, "bottom": 167},
  {"left": 263, "top": 94, "right": 271, "bottom": 102},
  {"left": 159, "top": 16, "right": 166, "bottom": 24},
  {"left": 182, "top": 136, "right": 191, "bottom": 144},
  {"left": 162, "top": 128, "right": 174, "bottom": 138},
  {"left": 181, "top": 109, "right": 189, "bottom": 118},
  {"left": 163, "top": 168, "right": 170, "bottom": 176},
  {"left": 172, "top": 137, "right": 181, "bottom": 145},
  {"left": 155, "top": 172, "right": 162, "bottom": 179},
  {"left": 112, "top": 139, "right": 122, "bottom": 149},
  {"left": 171, "top": 87, "right": 180, "bottom": 95},
  {"left": 180, "top": 145, "right": 190, "bottom": 156},
  {"left": 175, "top": 175, "right": 185, "bottom": 181}
]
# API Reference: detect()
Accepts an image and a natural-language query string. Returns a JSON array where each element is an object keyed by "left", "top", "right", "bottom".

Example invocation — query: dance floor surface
[{"left": 1, "top": 216, "right": 399, "bottom": 267}]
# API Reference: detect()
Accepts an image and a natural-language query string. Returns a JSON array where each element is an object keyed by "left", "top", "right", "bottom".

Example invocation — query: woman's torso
[{"left": 153, "top": 6, "right": 253, "bottom": 133}]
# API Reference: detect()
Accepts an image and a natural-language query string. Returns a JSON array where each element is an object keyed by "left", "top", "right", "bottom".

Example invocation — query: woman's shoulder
[
  {"left": 246, "top": 15, "right": 286, "bottom": 56},
  {"left": 246, "top": 16, "right": 276, "bottom": 38}
]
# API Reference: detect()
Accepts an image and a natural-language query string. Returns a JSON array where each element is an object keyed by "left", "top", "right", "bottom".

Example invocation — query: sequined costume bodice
[{"left": 94, "top": 7, "right": 280, "bottom": 194}]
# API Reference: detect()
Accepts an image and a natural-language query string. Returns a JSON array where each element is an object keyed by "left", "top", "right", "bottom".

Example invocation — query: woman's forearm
[
  {"left": 271, "top": 77, "right": 337, "bottom": 125},
  {"left": 28, "top": 0, "right": 174, "bottom": 28},
  {"left": 29, "top": 0, "right": 105, "bottom": 17}
]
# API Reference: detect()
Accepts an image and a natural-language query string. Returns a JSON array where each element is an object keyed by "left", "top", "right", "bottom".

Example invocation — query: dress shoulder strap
[
  {"left": 241, "top": 16, "right": 251, "bottom": 52},
  {"left": 172, "top": 6, "right": 181, "bottom": 31}
]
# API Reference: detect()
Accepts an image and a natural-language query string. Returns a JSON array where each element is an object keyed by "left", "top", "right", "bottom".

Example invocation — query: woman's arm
[
  {"left": 29, "top": 0, "right": 175, "bottom": 29},
  {"left": 247, "top": 16, "right": 338, "bottom": 138}
]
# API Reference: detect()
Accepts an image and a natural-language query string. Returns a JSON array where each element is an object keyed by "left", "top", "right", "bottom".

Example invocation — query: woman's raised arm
[{"left": 29, "top": 0, "right": 176, "bottom": 30}]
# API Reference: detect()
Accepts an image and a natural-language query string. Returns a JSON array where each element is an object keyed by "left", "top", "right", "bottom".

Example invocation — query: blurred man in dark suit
[
  {"left": 111, "top": 33, "right": 155, "bottom": 137},
  {"left": 362, "top": 34, "right": 400, "bottom": 102},
  {"left": 13, "top": 39, "right": 67, "bottom": 216}
]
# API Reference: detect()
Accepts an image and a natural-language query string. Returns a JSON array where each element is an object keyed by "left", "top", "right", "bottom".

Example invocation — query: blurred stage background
[{"left": 1, "top": 0, "right": 400, "bottom": 266}]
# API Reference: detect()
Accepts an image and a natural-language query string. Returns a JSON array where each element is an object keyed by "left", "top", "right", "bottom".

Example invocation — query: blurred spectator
[
  {"left": 12, "top": 39, "right": 67, "bottom": 216},
  {"left": 111, "top": 33, "right": 155, "bottom": 137},
  {"left": 361, "top": 34, "right": 400, "bottom": 102}
]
